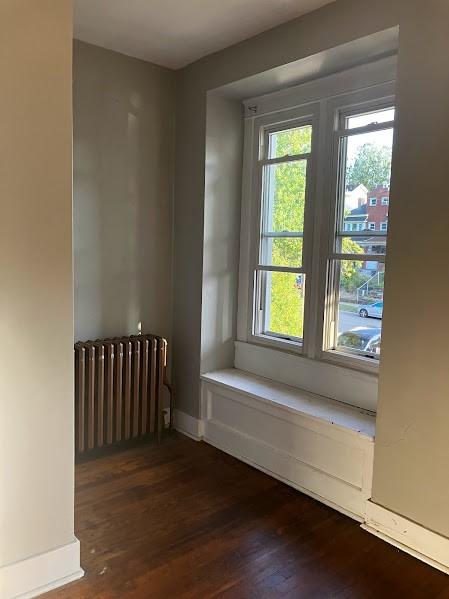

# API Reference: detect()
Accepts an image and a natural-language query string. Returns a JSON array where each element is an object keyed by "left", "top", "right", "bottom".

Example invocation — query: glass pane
[
  {"left": 346, "top": 107, "right": 395, "bottom": 130},
  {"left": 334, "top": 260, "right": 384, "bottom": 358},
  {"left": 342, "top": 127, "right": 393, "bottom": 240},
  {"left": 263, "top": 160, "right": 307, "bottom": 233},
  {"left": 268, "top": 125, "right": 312, "bottom": 159},
  {"left": 261, "top": 237, "right": 303, "bottom": 268},
  {"left": 336, "top": 236, "right": 387, "bottom": 256},
  {"left": 263, "top": 272, "right": 305, "bottom": 340}
]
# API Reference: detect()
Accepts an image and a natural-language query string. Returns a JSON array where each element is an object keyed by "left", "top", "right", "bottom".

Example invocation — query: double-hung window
[
  {"left": 324, "top": 104, "right": 395, "bottom": 363},
  {"left": 241, "top": 74, "right": 395, "bottom": 373},
  {"left": 251, "top": 111, "right": 317, "bottom": 348}
]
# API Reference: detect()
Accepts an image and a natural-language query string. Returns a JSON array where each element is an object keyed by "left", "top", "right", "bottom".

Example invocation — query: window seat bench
[{"left": 199, "top": 368, "right": 376, "bottom": 521}]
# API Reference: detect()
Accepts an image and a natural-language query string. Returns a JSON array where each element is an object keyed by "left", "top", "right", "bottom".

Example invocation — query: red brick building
[{"left": 366, "top": 185, "right": 389, "bottom": 233}]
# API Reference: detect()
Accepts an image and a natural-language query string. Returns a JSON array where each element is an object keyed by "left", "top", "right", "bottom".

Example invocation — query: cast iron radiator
[{"left": 74, "top": 334, "right": 172, "bottom": 454}]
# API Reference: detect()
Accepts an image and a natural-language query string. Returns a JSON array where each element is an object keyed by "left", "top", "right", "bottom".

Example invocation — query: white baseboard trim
[
  {"left": 205, "top": 429, "right": 364, "bottom": 522},
  {"left": 174, "top": 409, "right": 204, "bottom": 441},
  {"left": 1, "top": 538, "right": 83, "bottom": 599},
  {"left": 362, "top": 501, "right": 449, "bottom": 575}
]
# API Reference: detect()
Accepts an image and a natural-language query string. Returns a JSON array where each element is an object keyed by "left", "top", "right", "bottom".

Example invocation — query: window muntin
[
  {"left": 253, "top": 121, "right": 314, "bottom": 346},
  {"left": 325, "top": 104, "right": 394, "bottom": 361},
  {"left": 369, "top": 198, "right": 377, "bottom": 206}
]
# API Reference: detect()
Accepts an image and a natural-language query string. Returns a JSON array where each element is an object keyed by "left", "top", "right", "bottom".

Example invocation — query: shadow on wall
[
  {"left": 73, "top": 41, "right": 175, "bottom": 343},
  {"left": 200, "top": 93, "right": 243, "bottom": 375}
]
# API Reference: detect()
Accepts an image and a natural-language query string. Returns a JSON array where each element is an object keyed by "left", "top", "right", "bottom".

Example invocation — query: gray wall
[
  {"left": 201, "top": 94, "right": 243, "bottom": 374},
  {"left": 173, "top": 0, "right": 449, "bottom": 538},
  {"left": 73, "top": 40, "right": 175, "bottom": 343}
]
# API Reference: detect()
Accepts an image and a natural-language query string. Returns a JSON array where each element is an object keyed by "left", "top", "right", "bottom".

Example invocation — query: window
[
  {"left": 381, "top": 196, "right": 389, "bottom": 205},
  {"left": 253, "top": 119, "right": 314, "bottom": 345},
  {"left": 324, "top": 104, "right": 394, "bottom": 363},
  {"left": 241, "top": 78, "right": 395, "bottom": 372}
]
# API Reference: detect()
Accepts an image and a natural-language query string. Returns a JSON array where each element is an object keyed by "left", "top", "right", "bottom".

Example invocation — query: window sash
[
  {"left": 254, "top": 268, "right": 306, "bottom": 344},
  {"left": 251, "top": 117, "right": 316, "bottom": 347},
  {"left": 323, "top": 104, "right": 394, "bottom": 360}
]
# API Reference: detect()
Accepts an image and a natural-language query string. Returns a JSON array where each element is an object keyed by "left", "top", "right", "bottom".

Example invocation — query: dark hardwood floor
[{"left": 46, "top": 433, "right": 449, "bottom": 599}]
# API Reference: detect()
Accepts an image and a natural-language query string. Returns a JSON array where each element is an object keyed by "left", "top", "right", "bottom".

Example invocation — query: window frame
[
  {"left": 369, "top": 197, "right": 377, "bottom": 206},
  {"left": 321, "top": 93, "right": 395, "bottom": 371},
  {"left": 244, "top": 104, "right": 320, "bottom": 354},
  {"left": 238, "top": 76, "right": 395, "bottom": 377}
]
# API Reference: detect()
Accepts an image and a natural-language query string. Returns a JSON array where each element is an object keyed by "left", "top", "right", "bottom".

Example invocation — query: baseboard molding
[
  {"left": 1, "top": 538, "right": 83, "bottom": 599},
  {"left": 205, "top": 427, "right": 364, "bottom": 522},
  {"left": 174, "top": 409, "right": 204, "bottom": 441},
  {"left": 362, "top": 501, "right": 449, "bottom": 575}
]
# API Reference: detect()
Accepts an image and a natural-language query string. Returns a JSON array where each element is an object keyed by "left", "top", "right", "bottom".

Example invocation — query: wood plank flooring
[{"left": 46, "top": 434, "right": 449, "bottom": 598}]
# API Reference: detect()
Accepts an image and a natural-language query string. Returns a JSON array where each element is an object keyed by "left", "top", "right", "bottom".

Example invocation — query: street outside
[{"left": 338, "top": 310, "right": 382, "bottom": 334}]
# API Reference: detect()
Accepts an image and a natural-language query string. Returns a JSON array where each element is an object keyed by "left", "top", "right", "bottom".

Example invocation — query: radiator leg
[{"left": 164, "top": 377, "right": 174, "bottom": 430}]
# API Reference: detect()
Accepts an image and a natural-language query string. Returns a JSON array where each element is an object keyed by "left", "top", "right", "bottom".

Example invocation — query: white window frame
[
  {"left": 381, "top": 221, "right": 388, "bottom": 231},
  {"left": 322, "top": 93, "right": 395, "bottom": 371},
  {"left": 369, "top": 197, "right": 377, "bottom": 206},
  {"left": 381, "top": 196, "right": 389, "bottom": 205},
  {"left": 368, "top": 222, "right": 376, "bottom": 231},
  {"left": 238, "top": 66, "right": 395, "bottom": 380},
  {"left": 243, "top": 104, "right": 319, "bottom": 354}
]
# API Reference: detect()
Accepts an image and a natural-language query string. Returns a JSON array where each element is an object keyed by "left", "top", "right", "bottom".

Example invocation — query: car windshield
[
  {"left": 338, "top": 331, "right": 369, "bottom": 351},
  {"left": 337, "top": 327, "right": 381, "bottom": 353}
]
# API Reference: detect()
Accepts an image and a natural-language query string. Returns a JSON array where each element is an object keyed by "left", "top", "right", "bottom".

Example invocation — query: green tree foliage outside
[
  {"left": 267, "top": 127, "right": 309, "bottom": 338},
  {"left": 347, "top": 143, "right": 392, "bottom": 190}
]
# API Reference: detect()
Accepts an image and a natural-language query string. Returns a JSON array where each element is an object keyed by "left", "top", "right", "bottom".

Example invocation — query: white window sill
[
  {"left": 234, "top": 340, "right": 378, "bottom": 412},
  {"left": 201, "top": 368, "right": 375, "bottom": 441}
]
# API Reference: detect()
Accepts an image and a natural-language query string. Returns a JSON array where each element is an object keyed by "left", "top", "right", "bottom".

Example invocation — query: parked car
[
  {"left": 337, "top": 327, "right": 381, "bottom": 356},
  {"left": 358, "top": 300, "right": 383, "bottom": 319}
]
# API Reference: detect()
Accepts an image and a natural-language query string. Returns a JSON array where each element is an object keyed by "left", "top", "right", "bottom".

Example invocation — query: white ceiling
[{"left": 74, "top": 0, "right": 335, "bottom": 70}]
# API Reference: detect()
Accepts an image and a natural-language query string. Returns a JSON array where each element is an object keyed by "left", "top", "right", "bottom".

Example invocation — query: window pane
[
  {"left": 334, "top": 260, "right": 384, "bottom": 358},
  {"left": 263, "top": 272, "right": 305, "bottom": 340},
  {"left": 342, "top": 127, "right": 392, "bottom": 242},
  {"left": 336, "top": 236, "right": 387, "bottom": 256},
  {"left": 261, "top": 237, "right": 303, "bottom": 268},
  {"left": 268, "top": 125, "right": 312, "bottom": 159},
  {"left": 346, "top": 107, "right": 395, "bottom": 130},
  {"left": 263, "top": 160, "right": 307, "bottom": 233}
]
